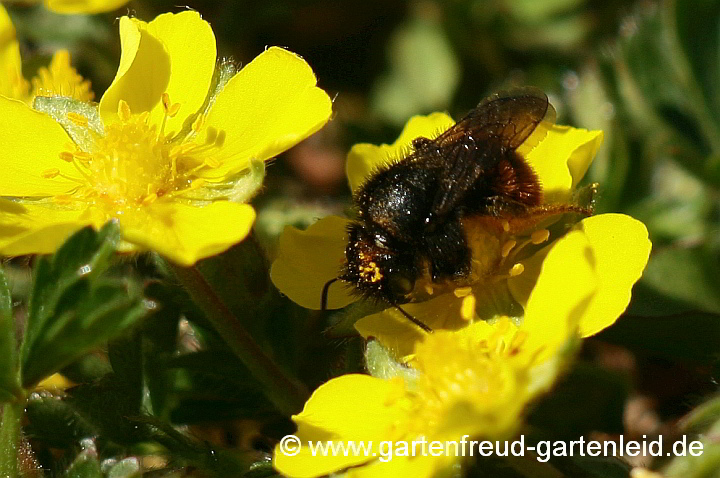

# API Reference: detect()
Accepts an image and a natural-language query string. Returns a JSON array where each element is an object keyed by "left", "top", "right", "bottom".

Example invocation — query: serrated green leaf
[
  {"left": 33, "top": 96, "right": 104, "bottom": 152},
  {"left": 0, "top": 268, "right": 20, "bottom": 401},
  {"left": 21, "top": 223, "right": 148, "bottom": 388}
]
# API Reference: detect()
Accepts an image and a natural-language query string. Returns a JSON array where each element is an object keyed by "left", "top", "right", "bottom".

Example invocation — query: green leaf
[
  {"left": 64, "top": 440, "right": 103, "bottom": 478},
  {"left": 370, "top": 15, "right": 460, "bottom": 126},
  {"left": 0, "top": 267, "right": 20, "bottom": 401},
  {"left": 106, "top": 458, "right": 141, "bottom": 478},
  {"left": 639, "top": 245, "right": 720, "bottom": 315},
  {"left": 21, "top": 223, "right": 149, "bottom": 388},
  {"left": 25, "top": 393, "right": 96, "bottom": 450},
  {"left": 0, "top": 402, "right": 22, "bottom": 478}
]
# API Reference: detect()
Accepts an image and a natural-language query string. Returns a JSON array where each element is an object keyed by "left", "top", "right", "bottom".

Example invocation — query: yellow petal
[
  {"left": 273, "top": 374, "right": 406, "bottom": 478},
  {"left": 196, "top": 47, "right": 332, "bottom": 180},
  {"left": 346, "top": 112, "right": 454, "bottom": 193},
  {"left": 575, "top": 214, "right": 651, "bottom": 337},
  {"left": 521, "top": 230, "right": 597, "bottom": 362},
  {"left": 0, "top": 5, "right": 26, "bottom": 100},
  {"left": 120, "top": 201, "right": 256, "bottom": 266},
  {"left": 270, "top": 216, "right": 354, "bottom": 310},
  {"left": 44, "top": 0, "right": 129, "bottom": 14},
  {"left": 0, "top": 96, "right": 78, "bottom": 196},
  {"left": 99, "top": 16, "right": 170, "bottom": 126},
  {"left": 524, "top": 126, "right": 603, "bottom": 202},
  {"left": 141, "top": 11, "right": 216, "bottom": 135},
  {"left": 0, "top": 199, "right": 88, "bottom": 255}
]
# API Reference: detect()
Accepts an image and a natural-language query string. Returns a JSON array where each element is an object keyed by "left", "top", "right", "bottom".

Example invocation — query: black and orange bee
[{"left": 323, "top": 88, "right": 590, "bottom": 331}]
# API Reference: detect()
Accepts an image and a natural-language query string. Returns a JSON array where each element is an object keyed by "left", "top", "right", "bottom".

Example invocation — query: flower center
[
  {"left": 401, "top": 325, "right": 525, "bottom": 439},
  {"left": 47, "top": 96, "right": 221, "bottom": 215}
]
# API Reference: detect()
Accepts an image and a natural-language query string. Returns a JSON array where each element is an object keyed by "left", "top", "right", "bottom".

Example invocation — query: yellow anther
[
  {"left": 138, "top": 111, "right": 150, "bottom": 124},
  {"left": 509, "top": 330, "right": 528, "bottom": 354},
  {"left": 161, "top": 92, "right": 171, "bottom": 111},
  {"left": 453, "top": 286, "right": 472, "bottom": 298},
  {"left": 141, "top": 193, "right": 158, "bottom": 206},
  {"left": 531, "top": 229, "right": 551, "bottom": 245},
  {"left": 190, "top": 178, "right": 207, "bottom": 190},
  {"left": 42, "top": 168, "right": 60, "bottom": 178},
  {"left": 166, "top": 102, "right": 181, "bottom": 118},
  {"left": 424, "top": 285, "right": 434, "bottom": 295},
  {"left": 501, "top": 239, "right": 517, "bottom": 258},
  {"left": 460, "top": 294, "right": 476, "bottom": 321},
  {"left": 509, "top": 263, "right": 525, "bottom": 277},
  {"left": 204, "top": 157, "right": 222, "bottom": 168},
  {"left": 74, "top": 151, "right": 92, "bottom": 161},
  {"left": 66, "top": 112, "right": 88, "bottom": 127},
  {"left": 54, "top": 194, "right": 72, "bottom": 204},
  {"left": 118, "top": 100, "right": 132, "bottom": 122},
  {"left": 501, "top": 220, "right": 510, "bottom": 232},
  {"left": 169, "top": 142, "right": 197, "bottom": 158},
  {"left": 192, "top": 113, "right": 206, "bottom": 133},
  {"left": 59, "top": 151, "right": 74, "bottom": 162}
]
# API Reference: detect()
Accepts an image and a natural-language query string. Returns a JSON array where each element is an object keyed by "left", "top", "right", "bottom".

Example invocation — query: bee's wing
[{"left": 428, "top": 88, "right": 556, "bottom": 219}]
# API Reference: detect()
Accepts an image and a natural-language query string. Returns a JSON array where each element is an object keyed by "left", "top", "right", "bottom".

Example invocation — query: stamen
[
  {"left": 509, "top": 263, "right": 524, "bottom": 277},
  {"left": 424, "top": 285, "right": 434, "bottom": 295},
  {"left": 192, "top": 113, "right": 205, "bottom": 133},
  {"left": 204, "top": 157, "right": 222, "bottom": 168},
  {"left": 42, "top": 168, "right": 60, "bottom": 178},
  {"left": 59, "top": 151, "right": 74, "bottom": 162},
  {"left": 189, "top": 178, "right": 206, "bottom": 190},
  {"left": 501, "top": 220, "right": 510, "bottom": 232},
  {"left": 161, "top": 92, "right": 181, "bottom": 117},
  {"left": 118, "top": 100, "right": 132, "bottom": 122},
  {"left": 460, "top": 294, "right": 476, "bottom": 321},
  {"left": 66, "top": 112, "right": 88, "bottom": 127},
  {"left": 531, "top": 229, "right": 551, "bottom": 245},
  {"left": 509, "top": 331, "right": 528, "bottom": 355},
  {"left": 501, "top": 239, "right": 516, "bottom": 258},
  {"left": 141, "top": 193, "right": 158, "bottom": 206},
  {"left": 453, "top": 286, "right": 472, "bottom": 298}
]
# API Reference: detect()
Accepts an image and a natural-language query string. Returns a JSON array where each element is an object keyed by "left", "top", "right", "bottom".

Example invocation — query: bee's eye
[{"left": 387, "top": 273, "right": 415, "bottom": 297}]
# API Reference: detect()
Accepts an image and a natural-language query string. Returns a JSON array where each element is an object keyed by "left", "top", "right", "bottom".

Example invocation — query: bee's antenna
[
  {"left": 392, "top": 303, "right": 432, "bottom": 333},
  {"left": 321, "top": 278, "right": 338, "bottom": 311}
]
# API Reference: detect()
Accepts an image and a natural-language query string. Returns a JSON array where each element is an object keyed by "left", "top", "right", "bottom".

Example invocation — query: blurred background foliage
[{"left": 1, "top": 0, "right": 720, "bottom": 476}]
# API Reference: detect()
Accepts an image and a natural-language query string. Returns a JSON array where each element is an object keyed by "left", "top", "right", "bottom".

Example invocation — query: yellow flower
[
  {"left": 271, "top": 110, "right": 651, "bottom": 354},
  {"left": 274, "top": 231, "right": 597, "bottom": 477},
  {"left": 0, "top": 4, "right": 92, "bottom": 102},
  {"left": 0, "top": 11, "right": 332, "bottom": 265}
]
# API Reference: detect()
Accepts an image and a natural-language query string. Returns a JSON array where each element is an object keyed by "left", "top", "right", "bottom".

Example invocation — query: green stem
[
  {"left": 0, "top": 401, "right": 24, "bottom": 477},
  {"left": 168, "top": 262, "right": 309, "bottom": 416}
]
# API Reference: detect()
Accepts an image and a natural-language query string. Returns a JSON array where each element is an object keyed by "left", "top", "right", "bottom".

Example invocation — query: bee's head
[{"left": 341, "top": 222, "right": 419, "bottom": 304}]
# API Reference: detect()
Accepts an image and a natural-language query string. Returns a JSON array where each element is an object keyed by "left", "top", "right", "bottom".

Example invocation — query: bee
[{"left": 323, "top": 88, "right": 589, "bottom": 331}]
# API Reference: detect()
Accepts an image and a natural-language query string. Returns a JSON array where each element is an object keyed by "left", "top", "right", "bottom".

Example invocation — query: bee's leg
[{"left": 421, "top": 219, "right": 473, "bottom": 281}]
